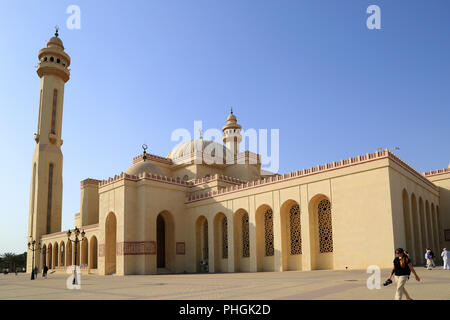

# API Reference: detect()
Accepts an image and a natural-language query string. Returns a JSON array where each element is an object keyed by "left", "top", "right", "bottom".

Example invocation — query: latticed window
[
  {"left": 222, "top": 217, "right": 228, "bottom": 259},
  {"left": 264, "top": 209, "right": 274, "bottom": 256},
  {"left": 318, "top": 199, "right": 333, "bottom": 253},
  {"left": 203, "top": 221, "right": 208, "bottom": 259},
  {"left": 289, "top": 204, "right": 302, "bottom": 255},
  {"left": 242, "top": 213, "right": 250, "bottom": 257},
  {"left": 51, "top": 89, "right": 58, "bottom": 134},
  {"left": 46, "top": 164, "right": 54, "bottom": 234}
]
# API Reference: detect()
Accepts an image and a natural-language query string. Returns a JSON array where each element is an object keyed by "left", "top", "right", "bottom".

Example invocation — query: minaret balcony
[{"left": 48, "top": 132, "right": 58, "bottom": 144}]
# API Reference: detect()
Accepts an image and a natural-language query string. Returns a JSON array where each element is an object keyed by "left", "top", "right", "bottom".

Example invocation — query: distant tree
[{"left": 1, "top": 252, "right": 27, "bottom": 271}]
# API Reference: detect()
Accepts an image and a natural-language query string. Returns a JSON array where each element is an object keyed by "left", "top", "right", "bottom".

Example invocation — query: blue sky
[{"left": 0, "top": 0, "right": 449, "bottom": 253}]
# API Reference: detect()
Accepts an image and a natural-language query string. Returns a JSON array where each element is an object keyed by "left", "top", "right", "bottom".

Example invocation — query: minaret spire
[{"left": 27, "top": 32, "right": 71, "bottom": 274}]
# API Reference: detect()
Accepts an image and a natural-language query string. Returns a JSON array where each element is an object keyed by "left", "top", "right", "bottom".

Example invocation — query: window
[
  {"left": 264, "top": 209, "right": 274, "bottom": 256},
  {"left": 50, "top": 57, "right": 54, "bottom": 62},
  {"left": 289, "top": 204, "right": 302, "bottom": 255},
  {"left": 242, "top": 213, "right": 250, "bottom": 257},
  {"left": 46, "top": 164, "right": 54, "bottom": 234},
  {"left": 51, "top": 89, "right": 58, "bottom": 134},
  {"left": 222, "top": 217, "right": 228, "bottom": 259},
  {"left": 318, "top": 199, "right": 333, "bottom": 253}
]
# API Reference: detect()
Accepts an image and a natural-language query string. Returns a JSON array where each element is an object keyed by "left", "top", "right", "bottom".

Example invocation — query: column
[
  {"left": 248, "top": 195, "right": 257, "bottom": 272},
  {"left": 272, "top": 191, "right": 283, "bottom": 272},
  {"left": 300, "top": 185, "right": 311, "bottom": 271}
]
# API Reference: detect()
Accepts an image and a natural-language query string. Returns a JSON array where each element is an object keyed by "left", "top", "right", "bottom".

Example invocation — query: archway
[
  {"left": 42, "top": 244, "right": 47, "bottom": 269},
  {"left": 419, "top": 197, "right": 426, "bottom": 262},
  {"left": 402, "top": 190, "right": 413, "bottom": 255},
  {"left": 105, "top": 212, "right": 117, "bottom": 275},
  {"left": 47, "top": 243, "right": 53, "bottom": 269},
  {"left": 60, "top": 241, "right": 65, "bottom": 267},
  {"left": 89, "top": 236, "right": 98, "bottom": 269},
  {"left": 233, "top": 209, "right": 250, "bottom": 272},
  {"left": 255, "top": 204, "right": 275, "bottom": 272},
  {"left": 213, "top": 213, "right": 228, "bottom": 273},
  {"left": 53, "top": 242, "right": 59, "bottom": 268},
  {"left": 281, "top": 200, "right": 302, "bottom": 271},
  {"left": 425, "top": 200, "right": 432, "bottom": 251},
  {"left": 431, "top": 204, "right": 439, "bottom": 252},
  {"left": 411, "top": 194, "right": 421, "bottom": 263},
  {"left": 309, "top": 195, "right": 334, "bottom": 270},
  {"left": 81, "top": 237, "right": 89, "bottom": 267},
  {"left": 195, "top": 216, "right": 208, "bottom": 272},
  {"left": 75, "top": 240, "right": 81, "bottom": 266},
  {"left": 66, "top": 241, "right": 72, "bottom": 266},
  {"left": 156, "top": 211, "right": 175, "bottom": 273}
]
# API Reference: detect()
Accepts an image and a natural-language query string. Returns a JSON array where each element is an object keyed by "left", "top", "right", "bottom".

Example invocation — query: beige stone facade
[{"left": 27, "top": 34, "right": 450, "bottom": 276}]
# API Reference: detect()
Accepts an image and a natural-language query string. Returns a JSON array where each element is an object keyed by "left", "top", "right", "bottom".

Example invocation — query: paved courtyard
[{"left": 1, "top": 268, "right": 449, "bottom": 300}]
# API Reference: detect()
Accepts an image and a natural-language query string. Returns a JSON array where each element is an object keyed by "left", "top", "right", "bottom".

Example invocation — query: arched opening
[
  {"left": 47, "top": 243, "right": 53, "bottom": 269},
  {"left": 195, "top": 216, "right": 208, "bottom": 272},
  {"left": 60, "top": 241, "right": 65, "bottom": 267},
  {"left": 402, "top": 190, "right": 413, "bottom": 255},
  {"left": 75, "top": 240, "right": 81, "bottom": 266},
  {"left": 105, "top": 212, "right": 117, "bottom": 275},
  {"left": 81, "top": 237, "right": 89, "bottom": 268},
  {"left": 425, "top": 200, "right": 432, "bottom": 251},
  {"left": 66, "top": 241, "right": 72, "bottom": 266},
  {"left": 53, "top": 242, "right": 59, "bottom": 268},
  {"left": 42, "top": 244, "right": 47, "bottom": 269},
  {"left": 431, "top": 204, "right": 439, "bottom": 252},
  {"left": 233, "top": 209, "right": 250, "bottom": 272},
  {"left": 156, "top": 211, "right": 176, "bottom": 273},
  {"left": 437, "top": 206, "right": 442, "bottom": 249},
  {"left": 213, "top": 213, "right": 228, "bottom": 273},
  {"left": 89, "top": 236, "right": 98, "bottom": 269},
  {"left": 309, "top": 195, "right": 334, "bottom": 270},
  {"left": 280, "top": 200, "right": 302, "bottom": 271},
  {"left": 419, "top": 197, "right": 426, "bottom": 263},
  {"left": 411, "top": 194, "right": 421, "bottom": 263},
  {"left": 256, "top": 204, "right": 274, "bottom": 272}
]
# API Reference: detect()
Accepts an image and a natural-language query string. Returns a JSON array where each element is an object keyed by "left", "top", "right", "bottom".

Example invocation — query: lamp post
[
  {"left": 27, "top": 237, "right": 42, "bottom": 280},
  {"left": 67, "top": 227, "right": 85, "bottom": 285}
]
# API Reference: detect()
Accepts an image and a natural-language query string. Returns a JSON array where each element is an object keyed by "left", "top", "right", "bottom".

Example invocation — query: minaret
[
  {"left": 222, "top": 108, "right": 242, "bottom": 156},
  {"left": 27, "top": 29, "right": 70, "bottom": 272}
]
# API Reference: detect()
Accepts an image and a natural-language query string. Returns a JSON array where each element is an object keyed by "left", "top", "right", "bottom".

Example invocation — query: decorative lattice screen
[
  {"left": 222, "top": 217, "right": 228, "bottom": 259},
  {"left": 242, "top": 213, "right": 250, "bottom": 257},
  {"left": 318, "top": 199, "right": 333, "bottom": 253},
  {"left": 289, "top": 204, "right": 302, "bottom": 255},
  {"left": 265, "top": 209, "right": 274, "bottom": 257}
]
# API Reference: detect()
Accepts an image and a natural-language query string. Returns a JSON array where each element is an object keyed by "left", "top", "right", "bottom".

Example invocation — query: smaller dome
[
  {"left": 125, "top": 161, "right": 163, "bottom": 176},
  {"left": 47, "top": 36, "right": 64, "bottom": 49}
]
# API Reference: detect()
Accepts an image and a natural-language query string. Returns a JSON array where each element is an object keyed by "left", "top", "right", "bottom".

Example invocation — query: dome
[
  {"left": 167, "top": 139, "right": 233, "bottom": 159},
  {"left": 125, "top": 160, "right": 163, "bottom": 176},
  {"left": 47, "top": 36, "right": 64, "bottom": 49}
]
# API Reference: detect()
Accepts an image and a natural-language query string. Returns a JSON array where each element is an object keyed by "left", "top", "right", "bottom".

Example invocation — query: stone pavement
[{"left": 1, "top": 268, "right": 449, "bottom": 300}]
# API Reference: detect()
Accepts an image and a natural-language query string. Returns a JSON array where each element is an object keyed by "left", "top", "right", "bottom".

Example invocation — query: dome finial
[
  {"left": 54, "top": 25, "right": 59, "bottom": 38},
  {"left": 230, "top": 106, "right": 233, "bottom": 114},
  {"left": 142, "top": 144, "right": 148, "bottom": 161}
]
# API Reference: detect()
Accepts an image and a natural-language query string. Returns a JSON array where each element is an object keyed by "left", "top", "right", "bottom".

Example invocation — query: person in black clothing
[
  {"left": 42, "top": 265, "right": 48, "bottom": 279},
  {"left": 385, "top": 248, "right": 420, "bottom": 300}
]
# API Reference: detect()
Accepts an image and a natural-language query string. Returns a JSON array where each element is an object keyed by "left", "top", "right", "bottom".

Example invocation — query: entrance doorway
[{"left": 157, "top": 215, "right": 165, "bottom": 268}]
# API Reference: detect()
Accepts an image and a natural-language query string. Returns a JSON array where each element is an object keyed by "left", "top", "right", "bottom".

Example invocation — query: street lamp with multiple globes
[
  {"left": 27, "top": 237, "right": 42, "bottom": 280},
  {"left": 67, "top": 227, "right": 85, "bottom": 285}
]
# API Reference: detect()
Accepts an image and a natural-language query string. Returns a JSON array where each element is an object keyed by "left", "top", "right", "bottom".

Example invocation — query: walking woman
[{"left": 385, "top": 248, "right": 420, "bottom": 300}]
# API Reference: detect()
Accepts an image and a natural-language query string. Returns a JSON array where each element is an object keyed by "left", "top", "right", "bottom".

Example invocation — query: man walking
[{"left": 442, "top": 248, "right": 449, "bottom": 270}]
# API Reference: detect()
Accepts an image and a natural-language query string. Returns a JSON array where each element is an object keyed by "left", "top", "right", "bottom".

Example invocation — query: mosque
[{"left": 27, "top": 32, "right": 450, "bottom": 275}]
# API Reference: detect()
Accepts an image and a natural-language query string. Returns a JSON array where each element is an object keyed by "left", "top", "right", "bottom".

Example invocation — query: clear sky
[{"left": 0, "top": 0, "right": 449, "bottom": 253}]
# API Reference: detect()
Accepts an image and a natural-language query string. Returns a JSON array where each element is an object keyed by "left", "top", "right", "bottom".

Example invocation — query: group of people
[
  {"left": 386, "top": 247, "right": 449, "bottom": 300},
  {"left": 425, "top": 248, "right": 449, "bottom": 270},
  {"left": 31, "top": 265, "right": 49, "bottom": 279}
]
